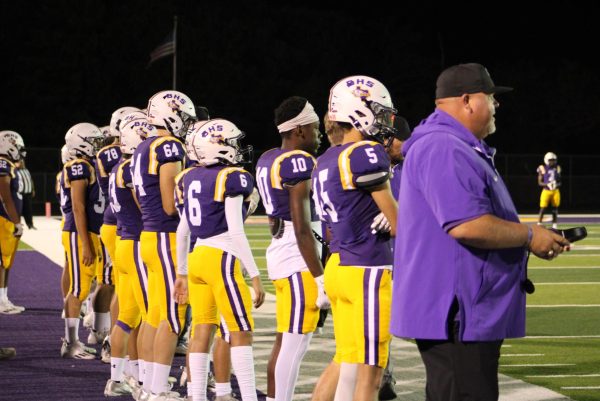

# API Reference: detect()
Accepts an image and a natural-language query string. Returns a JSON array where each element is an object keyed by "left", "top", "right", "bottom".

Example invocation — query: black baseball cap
[
  {"left": 435, "top": 63, "right": 513, "bottom": 99},
  {"left": 392, "top": 115, "right": 411, "bottom": 140}
]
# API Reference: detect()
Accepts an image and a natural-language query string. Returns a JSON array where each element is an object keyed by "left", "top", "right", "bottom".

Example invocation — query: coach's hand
[
  {"left": 529, "top": 224, "right": 570, "bottom": 260},
  {"left": 252, "top": 276, "right": 265, "bottom": 308},
  {"left": 173, "top": 276, "right": 189, "bottom": 305}
]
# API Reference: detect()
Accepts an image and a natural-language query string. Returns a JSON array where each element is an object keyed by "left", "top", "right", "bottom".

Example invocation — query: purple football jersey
[
  {"left": 0, "top": 157, "right": 22, "bottom": 219},
  {"left": 96, "top": 144, "right": 122, "bottom": 225},
  {"left": 131, "top": 136, "right": 185, "bottom": 232},
  {"left": 311, "top": 141, "right": 392, "bottom": 267},
  {"left": 537, "top": 164, "right": 561, "bottom": 190},
  {"left": 58, "top": 171, "right": 71, "bottom": 217},
  {"left": 390, "top": 162, "right": 403, "bottom": 200},
  {"left": 109, "top": 159, "right": 143, "bottom": 240},
  {"left": 181, "top": 165, "right": 253, "bottom": 239},
  {"left": 62, "top": 158, "right": 104, "bottom": 234},
  {"left": 255, "top": 148, "right": 317, "bottom": 221}
]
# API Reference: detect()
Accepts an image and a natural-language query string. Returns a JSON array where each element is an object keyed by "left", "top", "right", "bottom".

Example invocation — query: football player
[
  {"left": 255, "top": 96, "right": 329, "bottom": 401},
  {"left": 131, "top": 90, "right": 195, "bottom": 399},
  {"left": 90, "top": 106, "right": 138, "bottom": 359},
  {"left": 537, "top": 152, "right": 561, "bottom": 229},
  {"left": 104, "top": 115, "right": 151, "bottom": 396},
  {"left": 172, "top": 119, "right": 265, "bottom": 401},
  {"left": 311, "top": 76, "right": 398, "bottom": 400},
  {"left": 0, "top": 131, "right": 25, "bottom": 314},
  {"left": 61, "top": 123, "right": 105, "bottom": 359}
]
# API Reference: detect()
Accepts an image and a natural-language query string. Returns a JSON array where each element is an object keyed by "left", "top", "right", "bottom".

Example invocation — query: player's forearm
[{"left": 72, "top": 205, "right": 91, "bottom": 246}]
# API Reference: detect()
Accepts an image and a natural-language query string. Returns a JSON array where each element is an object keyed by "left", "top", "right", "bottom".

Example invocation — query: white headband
[{"left": 277, "top": 101, "right": 320, "bottom": 133}]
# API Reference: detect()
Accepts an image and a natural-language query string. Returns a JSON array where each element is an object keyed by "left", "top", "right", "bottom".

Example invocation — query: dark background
[{"left": 1, "top": 1, "right": 598, "bottom": 212}]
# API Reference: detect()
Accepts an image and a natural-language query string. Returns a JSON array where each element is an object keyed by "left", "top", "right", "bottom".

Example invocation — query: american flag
[{"left": 148, "top": 31, "right": 175, "bottom": 66}]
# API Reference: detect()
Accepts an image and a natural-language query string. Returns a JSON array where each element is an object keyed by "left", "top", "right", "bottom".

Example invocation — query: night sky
[{"left": 1, "top": 2, "right": 599, "bottom": 161}]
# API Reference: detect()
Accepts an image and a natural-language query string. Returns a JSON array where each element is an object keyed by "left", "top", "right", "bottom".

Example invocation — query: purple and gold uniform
[
  {"left": 537, "top": 163, "right": 561, "bottom": 208},
  {"left": 109, "top": 158, "right": 147, "bottom": 330},
  {"left": 0, "top": 157, "right": 22, "bottom": 269},
  {"left": 131, "top": 136, "right": 186, "bottom": 332},
  {"left": 255, "top": 148, "right": 320, "bottom": 334},
  {"left": 182, "top": 165, "right": 255, "bottom": 333},
  {"left": 311, "top": 141, "right": 392, "bottom": 367},
  {"left": 61, "top": 158, "right": 107, "bottom": 301},
  {"left": 97, "top": 144, "right": 122, "bottom": 277}
]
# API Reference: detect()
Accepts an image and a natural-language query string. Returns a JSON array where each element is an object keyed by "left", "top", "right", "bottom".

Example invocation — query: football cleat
[
  {"left": 104, "top": 379, "right": 132, "bottom": 396},
  {"left": 378, "top": 369, "right": 397, "bottom": 400},
  {"left": 60, "top": 339, "right": 95, "bottom": 360},
  {"left": 4, "top": 299, "right": 25, "bottom": 312},
  {"left": 147, "top": 390, "right": 183, "bottom": 401},
  {"left": 87, "top": 329, "right": 108, "bottom": 345},
  {"left": 0, "top": 300, "right": 22, "bottom": 315},
  {"left": 101, "top": 336, "right": 111, "bottom": 363}
]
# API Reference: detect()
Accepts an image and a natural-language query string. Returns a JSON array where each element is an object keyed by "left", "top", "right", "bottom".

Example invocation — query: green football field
[
  {"left": 247, "top": 220, "right": 600, "bottom": 400},
  {"left": 501, "top": 223, "right": 600, "bottom": 401}
]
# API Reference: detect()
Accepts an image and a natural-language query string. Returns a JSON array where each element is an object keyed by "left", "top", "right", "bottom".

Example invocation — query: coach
[{"left": 390, "top": 63, "right": 570, "bottom": 400}]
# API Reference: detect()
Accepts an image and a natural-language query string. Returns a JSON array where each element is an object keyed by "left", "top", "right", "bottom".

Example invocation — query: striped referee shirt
[{"left": 16, "top": 167, "right": 34, "bottom": 194}]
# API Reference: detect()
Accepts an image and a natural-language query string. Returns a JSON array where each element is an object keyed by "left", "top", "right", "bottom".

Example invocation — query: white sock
[
  {"left": 0, "top": 287, "right": 7, "bottom": 302},
  {"left": 266, "top": 398, "right": 275, "bottom": 401},
  {"left": 215, "top": 381, "right": 232, "bottom": 396},
  {"left": 231, "top": 346, "right": 257, "bottom": 401},
  {"left": 151, "top": 362, "right": 172, "bottom": 395},
  {"left": 111, "top": 357, "right": 126, "bottom": 382},
  {"left": 139, "top": 360, "right": 146, "bottom": 385},
  {"left": 190, "top": 352, "right": 209, "bottom": 401},
  {"left": 187, "top": 381, "right": 193, "bottom": 398},
  {"left": 275, "top": 332, "right": 312, "bottom": 401},
  {"left": 65, "top": 318, "right": 80, "bottom": 343},
  {"left": 144, "top": 362, "right": 153, "bottom": 391},
  {"left": 334, "top": 363, "right": 358, "bottom": 401},
  {"left": 94, "top": 311, "right": 111, "bottom": 335},
  {"left": 129, "top": 359, "right": 140, "bottom": 381}
]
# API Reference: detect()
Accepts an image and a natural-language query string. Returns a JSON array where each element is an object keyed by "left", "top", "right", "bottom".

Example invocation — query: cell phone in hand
[{"left": 550, "top": 227, "right": 587, "bottom": 242}]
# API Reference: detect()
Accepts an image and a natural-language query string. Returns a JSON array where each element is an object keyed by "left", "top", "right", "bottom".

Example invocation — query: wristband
[{"left": 525, "top": 225, "right": 533, "bottom": 248}]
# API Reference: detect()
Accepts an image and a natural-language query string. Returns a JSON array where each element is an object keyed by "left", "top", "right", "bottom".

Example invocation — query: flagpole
[{"left": 172, "top": 15, "right": 178, "bottom": 90}]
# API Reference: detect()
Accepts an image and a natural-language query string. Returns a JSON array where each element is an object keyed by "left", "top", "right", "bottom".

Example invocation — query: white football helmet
[
  {"left": 184, "top": 120, "right": 210, "bottom": 162},
  {"left": 187, "top": 119, "right": 252, "bottom": 166},
  {"left": 120, "top": 117, "right": 154, "bottom": 155},
  {"left": 544, "top": 152, "right": 557, "bottom": 165},
  {"left": 65, "top": 123, "right": 104, "bottom": 158},
  {"left": 0, "top": 131, "right": 24, "bottom": 161},
  {"left": 121, "top": 110, "right": 152, "bottom": 136},
  {"left": 60, "top": 144, "right": 75, "bottom": 164},
  {"left": 147, "top": 90, "right": 196, "bottom": 137},
  {"left": 109, "top": 106, "right": 140, "bottom": 137},
  {"left": 99, "top": 125, "right": 110, "bottom": 137},
  {"left": 328, "top": 75, "right": 398, "bottom": 143}
]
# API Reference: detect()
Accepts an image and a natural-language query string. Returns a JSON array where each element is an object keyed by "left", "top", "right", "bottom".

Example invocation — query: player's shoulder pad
[
  {"left": 148, "top": 136, "right": 185, "bottom": 173},
  {"left": 215, "top": 166, "right": 254, "bottom": 201},
  {"left": 64, "top": 158, "right": 95, "bottom": 183},
  {"left": 0, "top": 156, "right": 15, "bottom": 176},
  {"left": 116, "top": 159, "right": 133, "bottom": 188},
  {"left": 338, "top": 140, "right": 390, "bottom": 190},
  {"left": 273, "top": 149, "right": 316, "bottom": 189}
]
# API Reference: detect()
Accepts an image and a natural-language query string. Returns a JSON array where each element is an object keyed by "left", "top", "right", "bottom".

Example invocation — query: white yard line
[
  {"left": 501, "top": 364, "right": 576, "bottom": 367},
  {"left": 527, "top": 304, "right": 600, "bottom": 308},
  {"left": 529, "top": 266, "right": 600, "bottom": 269},
  {"left": 524, "top": 335, "right": 600, "bottom": 339},
  {"left": 501, "top": 354, "right": 545, "bottom": 357},
  {"left": 534, "top": 282, "right": 600, "bottom": 285},
  {"left": 561, "top": 386, "right": 600, "bottom": 390},
  {"left": 527, "top": 374, "right": 600, "bottom": 378}
]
